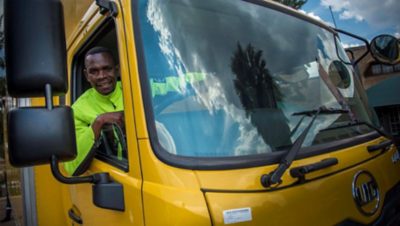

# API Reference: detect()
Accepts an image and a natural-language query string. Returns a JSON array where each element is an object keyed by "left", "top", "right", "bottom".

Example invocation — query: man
[{"left": 64, "top": 46, "right": 124, "bottom": 176}]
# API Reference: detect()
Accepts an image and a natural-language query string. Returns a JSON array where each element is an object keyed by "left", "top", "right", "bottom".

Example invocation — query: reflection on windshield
[
  {"left": 137, "top": 0, "right": 378, "bottom": 158},
  {"left": 231, "top": 43, "right": 291, "bottom": 148}
]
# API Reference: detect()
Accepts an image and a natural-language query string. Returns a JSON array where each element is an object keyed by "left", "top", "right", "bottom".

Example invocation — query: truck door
[{"left": 64, "top": 3, "right": 144, "bottom": 225}]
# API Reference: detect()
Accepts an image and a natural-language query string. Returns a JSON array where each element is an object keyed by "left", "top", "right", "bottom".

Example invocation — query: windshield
[{"left": 136, "top": 0, "right": 379, "bottom": 159}]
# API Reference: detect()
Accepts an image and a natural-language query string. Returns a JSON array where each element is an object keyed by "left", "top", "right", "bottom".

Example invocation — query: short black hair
[{"left": 84, "top": 46, "right": 116, "bottom": 66}]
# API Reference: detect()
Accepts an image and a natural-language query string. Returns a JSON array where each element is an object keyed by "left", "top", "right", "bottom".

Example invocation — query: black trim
[
  {"left": 95, "top": 152, "right": 129, "bottom": 172},
  {"left": 68, "top": 208, "right": 83, "bottom": 224},
  {"left": 72, "top": 146, "right": 98, "bottom": 176},
  {"left": 131, "top": 0, "right": 381, "bottom": 170},
  {"left": 201, "top": 190, "right": 215, "bottom": 226},
  {"left": 334, "top": 28, "right": 371, "bottom": 66}
]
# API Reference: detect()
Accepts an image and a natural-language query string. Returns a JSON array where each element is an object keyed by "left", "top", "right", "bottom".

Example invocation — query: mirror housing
[
  {"left": 4, "top": 1, "right": 123, "bottom": 208},
  {"left": 4, "top": 0, "right": 75, "bottom": 166},
  {"left": 92, "top": 173, "right": 125, "bottom": 211},
  {"left": 4, "top": 1, "right": 78, "bottom": 171},
  {"left": 8, "top": 107, "right": 77, "bottom": 167},
  {"left": 4, "top": 0, "right": 67, "bottom": 97},
  {"left": 370, "top": 35, "right": 400, "bottom": 65}
]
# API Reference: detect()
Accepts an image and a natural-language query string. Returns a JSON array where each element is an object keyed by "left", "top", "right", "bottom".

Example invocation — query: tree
[
  {"left": 272, "top": 0, "right": 307, "bottom": 10},
  {"left": 230, "top": 43, "right": 291, "bottom": 148},
  {"left": 231, "top": 43, "right": 281, "bottom": 115}
]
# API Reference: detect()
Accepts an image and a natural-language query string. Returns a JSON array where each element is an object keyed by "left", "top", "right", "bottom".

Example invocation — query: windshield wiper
[
  {"left": 292, "top": 107, "right": 350, "bottom": 117},
  {"left": 320, "top": 120, "right": 393, "bottom": 140},
  {"left": 260, "top": 106, "right": 349, "bottom": 188}
]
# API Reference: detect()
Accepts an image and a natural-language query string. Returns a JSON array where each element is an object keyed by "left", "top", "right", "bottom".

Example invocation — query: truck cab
[{"left": 4, "top": 0, "right": 400, "bottom": 225}]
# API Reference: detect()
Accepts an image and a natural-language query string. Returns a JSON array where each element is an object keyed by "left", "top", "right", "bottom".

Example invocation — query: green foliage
[{"left": 272, "top": 0, "right": 307, "bottom": 9}]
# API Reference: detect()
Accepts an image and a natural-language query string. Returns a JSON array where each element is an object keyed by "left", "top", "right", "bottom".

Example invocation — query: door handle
[
  {"left": 367, "top": 140, "right": 393, "bottom": 152},
  {"left": 68, "top": 208, "right": 83, "bottom": 225}
]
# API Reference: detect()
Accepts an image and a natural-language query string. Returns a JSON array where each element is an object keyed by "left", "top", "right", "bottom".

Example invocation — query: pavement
[
  {"left": 1, "top": 158, "right": 23, "bottom": 226},
  {"left": 0, "top": 195, "right": 23, "bottom": 226}
]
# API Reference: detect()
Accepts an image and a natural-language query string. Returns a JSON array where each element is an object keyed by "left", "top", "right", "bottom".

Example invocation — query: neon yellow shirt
[{"left": 64, "top": 82, "right": 123, "bottom": 175}]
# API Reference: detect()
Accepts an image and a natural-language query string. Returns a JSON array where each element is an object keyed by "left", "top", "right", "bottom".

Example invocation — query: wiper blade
[
  {"left": 321, "top": 120, "right": 393, "bottom": 140},
  {"left": 261, "top": 106, "right": 348, "bottom": 188},
  {"left": 289, "top": 106, "right": 349, "bottom": 137},
  {"left": 292, "top": 106, "right": 349, "bottom": 116}
]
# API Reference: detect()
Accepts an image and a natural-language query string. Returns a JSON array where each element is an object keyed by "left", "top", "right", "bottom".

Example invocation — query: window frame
[
  {"left": 132, "top": 0, "right": 381, "bottom": 170},
  {"left": 70, "top": 18, "right": 129, "bottom": 172}
]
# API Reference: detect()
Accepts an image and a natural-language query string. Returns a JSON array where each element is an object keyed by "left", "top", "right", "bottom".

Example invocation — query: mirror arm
[
  {"left": 46, "top": 84, "right": 93, "bottom": 183},
  {"left": 50, "top": 155, "right": 95, "bottom": 184},
  {"left": 334, "top": 28, "right": 370, "bottom": 65},
  {"left": 46, "top": 83, "right": 94, "bottom": 184},
  {"left": 46, "top": 84, "right": 111, "bottom": 185},
  {"left": 50, "top": 155, "right": 112, "bottom": 184},
  {"left": 45, "top": 83, "right": 53, "bottom": 110}
]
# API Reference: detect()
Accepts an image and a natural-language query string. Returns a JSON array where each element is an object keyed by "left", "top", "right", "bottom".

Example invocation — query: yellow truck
[{"left": 4, "top": 0, "right": 400, "bottom": 225}]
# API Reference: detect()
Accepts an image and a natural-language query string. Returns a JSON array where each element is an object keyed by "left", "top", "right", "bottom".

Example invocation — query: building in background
[{"left": 347, "top": 43, "right": 400, "bottom": 142}]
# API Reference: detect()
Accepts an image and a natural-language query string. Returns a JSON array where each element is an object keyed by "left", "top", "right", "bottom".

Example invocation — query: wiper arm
[{"left": 261, "top": 106, "right": 349, "bottom": 188}]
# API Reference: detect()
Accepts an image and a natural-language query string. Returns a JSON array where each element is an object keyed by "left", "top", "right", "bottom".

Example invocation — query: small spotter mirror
[{"left": 370, "top": 35, "right": 400, "bottom": 65}]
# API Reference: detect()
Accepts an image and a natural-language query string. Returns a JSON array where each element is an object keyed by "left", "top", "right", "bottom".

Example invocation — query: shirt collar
[{"left": 92, "top": 82, "right": 122, "bottom": 104}]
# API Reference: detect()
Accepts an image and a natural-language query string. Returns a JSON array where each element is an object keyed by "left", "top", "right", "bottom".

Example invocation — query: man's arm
[
  {"left": 64, "top": 111, "right": 124, "bottom": 175},
  {"left": 91, "top": 112, "right": 124, "bottom": 140}
]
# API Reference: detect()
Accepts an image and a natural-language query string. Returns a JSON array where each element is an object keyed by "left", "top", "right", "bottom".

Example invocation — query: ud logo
[{"left": 352, "top": 170, "right": 380, "bottom": 216}]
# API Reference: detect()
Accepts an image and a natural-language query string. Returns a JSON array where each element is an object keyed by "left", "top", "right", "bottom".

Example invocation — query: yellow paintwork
[
  {"left": 29, "top": 0, "right": 400, "bottom": 225},
  {"left": 139, "top": 139, "right": 211, "bottom": 225},
  {"left": 34, "top": 165, "right": 72, "bottom": 226},
  {"left": 202, "top": 142, "right": 400, "bottom": 225},
  {"left": 61, "top": 0, "right": 93, "bottom": 47}
]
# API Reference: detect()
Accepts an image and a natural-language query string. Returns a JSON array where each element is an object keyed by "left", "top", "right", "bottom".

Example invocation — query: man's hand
[{"left": 92, "top": 111, "right": 124, "bottom": 139}]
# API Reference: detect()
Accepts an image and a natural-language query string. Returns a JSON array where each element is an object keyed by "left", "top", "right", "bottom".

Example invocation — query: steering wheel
[{"left": 99, "top": 123, "right": 127, "bottom": 158}]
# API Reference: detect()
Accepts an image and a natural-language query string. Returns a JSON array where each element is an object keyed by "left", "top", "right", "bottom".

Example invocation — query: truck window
[
  {"left": 71, "top": 19, "right": 128, "bottom": 171},
  {"left": 134, "top": 0, "right": 380, "bottom": 169}
]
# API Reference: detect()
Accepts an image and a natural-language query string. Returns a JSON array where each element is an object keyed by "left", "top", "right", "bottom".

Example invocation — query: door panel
[{"left": 65, "top": 1, "right": 144, "bottom": 225}]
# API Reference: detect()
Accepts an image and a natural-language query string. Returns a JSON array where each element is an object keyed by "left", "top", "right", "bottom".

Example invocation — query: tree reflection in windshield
[
  {"left": 231, "top": 43, "right": 281, "bottom": 113},
  {"left": 231, "top": 43, "right": 291, "bottom": 149}
]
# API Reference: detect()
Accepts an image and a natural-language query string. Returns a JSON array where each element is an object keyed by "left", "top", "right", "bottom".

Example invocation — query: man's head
[{"left": 84, "top": 46, "right": 118, "bottom": 95}]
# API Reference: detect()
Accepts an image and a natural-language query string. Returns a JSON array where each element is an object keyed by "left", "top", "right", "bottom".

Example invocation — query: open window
[{"left": 71, "top": 19, "right": 128, "bottom": 172}]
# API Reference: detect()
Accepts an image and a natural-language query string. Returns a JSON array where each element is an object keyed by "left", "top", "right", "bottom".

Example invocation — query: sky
[{"left": 301, "top": 0, "right": 400, "bottom": 48}]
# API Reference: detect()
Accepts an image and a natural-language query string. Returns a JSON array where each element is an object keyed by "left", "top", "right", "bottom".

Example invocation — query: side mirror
[
  {"left": 5, "top": 0, "right": 76, "bottom": 178},
  {"left": 8, "top": 107, "right": 77, "bottom": 166},
  {"left": 5, "top": 0, "right": 68, "bottom": 97},
  {"left": 4, "top": 0, "right": 126, "bottom": 211},
  {"left": 370, "top": 35, "right": 400, "bottom": 65},
  {"left": 4, "top": 0, "right": 75, "bottom": 165}
]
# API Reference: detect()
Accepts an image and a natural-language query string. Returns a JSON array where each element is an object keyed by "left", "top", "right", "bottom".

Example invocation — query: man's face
[{"left": 84, "top": 52, "right": 117, "bottom": 95}]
